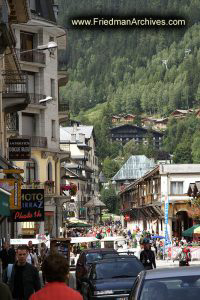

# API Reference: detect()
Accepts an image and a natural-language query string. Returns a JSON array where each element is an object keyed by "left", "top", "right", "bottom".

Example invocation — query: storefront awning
[{"left": 0, "top": 188, "right": 11, "bottom": 217}]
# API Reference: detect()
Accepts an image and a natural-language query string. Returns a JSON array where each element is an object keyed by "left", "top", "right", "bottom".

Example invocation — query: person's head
[
  {"left": 3, "top": 241, "right": 9, "bottom": 250},
  {"left": 42, "top": 254, "right": 69, "bottom": 283},
  {"left": 16, "top": 245, "right": 28, "bottom": 265},
  {"left": 28, "top": 240, "right": 33, "bottom": 248}
]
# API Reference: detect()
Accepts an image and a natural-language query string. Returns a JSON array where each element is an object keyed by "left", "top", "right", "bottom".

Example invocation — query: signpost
[
  {"left": 11, "top": 189, "right": 44, "bottom": 222},
  {"left": 8, "top": 138, "right": 31, "bottom": 160}
]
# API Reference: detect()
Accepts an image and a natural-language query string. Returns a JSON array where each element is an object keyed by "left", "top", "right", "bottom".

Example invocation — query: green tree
[
  {"left": 101, "top": 187, "right": 119, "bottom": 213},
  {"left": 102, "top": 158, "right": 120, "bottom": 181},
  {"left": 192, "top": 135, "right": 200, "bottom": 163},
  {"left": 173, "top": 142, "right": 192, "bottom": 163}
]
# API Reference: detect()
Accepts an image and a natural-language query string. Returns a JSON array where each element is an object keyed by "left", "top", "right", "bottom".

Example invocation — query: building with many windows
[
  {"left": 120, "top": 164, "right": 200, "bottom": 239},
  {"left": 6, "top": 0, "right": 70, "bottom": 238},
  {"left": 60, "top": 124, "right": 99, "bottom": 222},
  {"left": 110, "top": 124, "right": 163, "bottom": 148}
]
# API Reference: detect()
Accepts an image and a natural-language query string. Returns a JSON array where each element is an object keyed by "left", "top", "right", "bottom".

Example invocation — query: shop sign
[
  {"left": 0, "top": 179, "right": 21, "bottom": 209},
  {"left": 11, "top": 189, "right": 44, "bottom": 222},
  {"left": 8, "top": 138, "right": 31, "bottom": 160}
]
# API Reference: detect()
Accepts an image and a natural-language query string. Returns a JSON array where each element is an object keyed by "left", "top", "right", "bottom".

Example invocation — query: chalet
[
  {"left": 120, "top": 164, "right": 200, "bottom": 239},
  {"left": 110, "top": 124, "right": 163, "bottom": 148},
  {"left": 112, "top": 116, "right": 121, "bottom": 124},
  {"left": 154, "top": 118, "right": 168, "bottom": 131},
  {"left": 171, "top": 109, "right": 190, "bottom": 118}
]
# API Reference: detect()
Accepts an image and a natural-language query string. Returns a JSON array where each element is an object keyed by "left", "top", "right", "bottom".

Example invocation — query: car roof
[
  {"left": 81, "top": 248, "right": 117, "bottom": 254},
  {"left": 94, "top": 255, "right": 139, "bottom": 264},
  {"left": 145, "top": 266, "right": 200, "bottom": 280}
]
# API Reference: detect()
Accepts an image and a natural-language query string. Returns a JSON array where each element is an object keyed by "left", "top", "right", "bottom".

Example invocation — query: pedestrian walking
[
  {"left": 30, "top": 253, "right": 82, "bottom": 300},
  {"left": 140, "top": 238, "right": 156, "bottom": 270},
  {"left": 4, "top": 245, "right": 41, "bottom": 300},
  {"left": 0, "top": 241, "right": 16, "bottom": 280},
  {"left": 0, "top": 282, "right": 12, "bottom": 300}
]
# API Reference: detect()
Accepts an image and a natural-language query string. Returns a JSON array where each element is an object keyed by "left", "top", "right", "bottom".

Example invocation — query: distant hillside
[{"left": 59, "top": 0, "right": 200, "bottom": 117}]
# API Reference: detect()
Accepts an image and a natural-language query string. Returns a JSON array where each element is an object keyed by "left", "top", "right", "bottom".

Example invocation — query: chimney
[
  {"left": 73, "top": 123, "right": 78, "bottom": 133},
  {"left": 78, "top": 133, "right": 85, "bottom": 144}
]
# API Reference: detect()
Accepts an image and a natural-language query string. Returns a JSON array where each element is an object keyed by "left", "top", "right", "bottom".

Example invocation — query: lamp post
[{"left": 0, "top": 42, "right": 58, "bottom": 155}]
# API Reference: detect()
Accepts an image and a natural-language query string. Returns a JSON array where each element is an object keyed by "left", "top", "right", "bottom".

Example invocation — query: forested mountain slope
[{"left": 59, "top": 0, "right": 200, "bottom": 117}]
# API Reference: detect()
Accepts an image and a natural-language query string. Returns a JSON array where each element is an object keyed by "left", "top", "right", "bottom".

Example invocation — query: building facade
[
  {"left": 110, "top": 124, "right": 163, "bottom": 148},
  {"left": 120, "top": 164, "right": 200, "bottom": 239},
  {"left": 60, "top": 125, "right": 99, "bottom": 222},
  {"left": 5, "top": 0, "right": 70, "bottom": 238}
]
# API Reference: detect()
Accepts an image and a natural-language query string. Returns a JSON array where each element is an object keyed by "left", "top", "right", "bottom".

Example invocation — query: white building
[{"left": 60, "top": 124, "right": 99, "bottom": 221}]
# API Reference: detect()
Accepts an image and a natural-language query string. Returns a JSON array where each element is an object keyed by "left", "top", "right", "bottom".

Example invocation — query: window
[
  {"left": 171, "top": 182, "right": 183, "bottom": 195},
  {"left": 20, "top": 31, "right": 34, "bottom": 61},
  {"left": 29, "top": 0, "right": 36, "bottom": 11},
  {"left": 26, "top": 160, "right": 37, "bottom": 182},
  {"left": 51, "top": 120, "right": 56, "bottom": 139},
  {"left": 47, "top": 162, "right": 52, "bottom": 180},
  {"left": 50, "top": 79, "right": 55, "bottom": 99}
]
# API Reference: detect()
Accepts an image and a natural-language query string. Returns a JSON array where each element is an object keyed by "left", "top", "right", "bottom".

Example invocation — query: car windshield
[
  {"left": 139, "top": 276, "right": 200, "bottom": 300},
  {"left": 86, "top": 253, "right": 103, "bottom": 263},
  {"left": 94, "top": 260, "right": 143, "bottom": 279}
]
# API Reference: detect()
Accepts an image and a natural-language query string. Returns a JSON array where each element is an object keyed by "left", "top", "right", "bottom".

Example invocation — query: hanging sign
[
  {"left": 11, "top": 189, "right": 44, "bottom": 222},
  {"left": 0, "top": 179, "right": 21, "bottom": 209}
]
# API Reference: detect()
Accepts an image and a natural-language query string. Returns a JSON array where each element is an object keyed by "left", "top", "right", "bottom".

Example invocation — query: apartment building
[
  {"left": 0, "top": 0, "right": 30, "bottom": 239},
  {"left": 120, "top": 164, "right": 200, "bottom": 239},
  {"left": 6, "top": 0, "right": 69, "bottom": 238},
  {"left": 60, "top": 124, "right": 99, "bottom": 221}
]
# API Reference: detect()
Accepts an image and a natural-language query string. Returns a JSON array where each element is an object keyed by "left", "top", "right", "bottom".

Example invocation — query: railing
[
  {"left": 6, "top": 112, "right": 19, "bottom": 131},
  {"left": 58, "top": 103, "right": 69, "bottom": 112},
  {"left": 16, "top": 48, "right": 46, "bottom": 65},
  {"left": 2, "top": 71, "right": 28, "bottom": 95},
  {"left": 29, "top": 93, "right": 46, "bottom": 106},
  {"left": 19, "top": 136, "right": 47, "bottom": 148},
  {"left": 22, "top": 182, "right": 55, "bottom": 195}
]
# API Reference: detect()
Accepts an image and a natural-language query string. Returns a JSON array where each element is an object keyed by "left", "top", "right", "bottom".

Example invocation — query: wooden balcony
[{"left": 58, "top": 102, "right": 70, "bottom": 124}]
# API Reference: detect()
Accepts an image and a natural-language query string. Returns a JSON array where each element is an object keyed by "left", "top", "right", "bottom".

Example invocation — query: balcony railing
[
  {"left": 20, "top": 136, "right": 47, "bottom": 148},
  {"left": 29, "top": 93, "right": 46, "bottom": 106},
  {"left": 6, "top": 112, "right": 19, "bottom": 131},
  {"left": 58, "top": 103, "right": 69, "bottom": 112},
  {"left": 2, "top": 71, "right": 28, "bottom": 95},
  {"left": 22, "top": 182, "right": 55, "bottom": 195},
  {"left": 16, "top": 48, "right": 46, "bottom": 65}
]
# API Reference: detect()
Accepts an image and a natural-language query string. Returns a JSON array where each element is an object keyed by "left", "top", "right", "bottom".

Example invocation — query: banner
[
  {"left": 11, "top": 189, "right": 44, "bottom": 222},
  {"left": 164, "top": 196, "right": 170, "bottom": 247},
  {"left": 0, "top": 179, "right": 21, "bottom": 209}
]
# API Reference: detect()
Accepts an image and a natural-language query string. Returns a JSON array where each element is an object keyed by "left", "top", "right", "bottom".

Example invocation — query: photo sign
[
  {"left": 8, "top": 138, "right": 31, "bottom": 160},
  {"left": 11, "top": 189, "right": 44, "bottom": 222}
]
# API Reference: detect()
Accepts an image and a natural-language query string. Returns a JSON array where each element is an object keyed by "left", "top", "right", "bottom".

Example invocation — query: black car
[
  {"left": 76, "top": 248, "right": 118, "bottom": 290},
  {"left": 81, "top": 255, "right": 144, "bottom": 300}
]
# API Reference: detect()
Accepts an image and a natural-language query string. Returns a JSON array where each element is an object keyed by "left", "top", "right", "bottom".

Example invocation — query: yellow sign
[
  {"left": 0, "top": 179, "right": 21, "bottom": 209},
  {"left": 0, "top": 169, "right": 24, "bottom": 174}
]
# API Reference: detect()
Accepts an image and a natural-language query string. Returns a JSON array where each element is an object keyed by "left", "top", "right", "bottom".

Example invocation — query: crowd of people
[{"left": 0, "top": 241, "right": 83, "bottom": 300}]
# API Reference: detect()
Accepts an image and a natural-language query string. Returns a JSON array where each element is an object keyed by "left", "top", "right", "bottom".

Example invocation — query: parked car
[
  {"left": 75, "top": 248, "right": 118, "bottom": 290},
  {"left": 81, "top": 255, "right": 144, "bottom": 300},
  {"left": 129, "top": 266, "right": 200, "bottom": 300}
]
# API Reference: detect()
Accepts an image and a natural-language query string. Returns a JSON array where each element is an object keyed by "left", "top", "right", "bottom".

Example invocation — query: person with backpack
[{"left": 140, "top": 238, "right": 156, "bottom": 270}]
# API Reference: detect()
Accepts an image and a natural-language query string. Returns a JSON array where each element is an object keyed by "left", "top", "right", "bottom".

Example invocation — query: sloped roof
[
  {"left": 112, "top": 155, "right": 155, "bottom": 181},
  {"left": 60, "top": 125, "right": 93, "bottom": 142}
]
